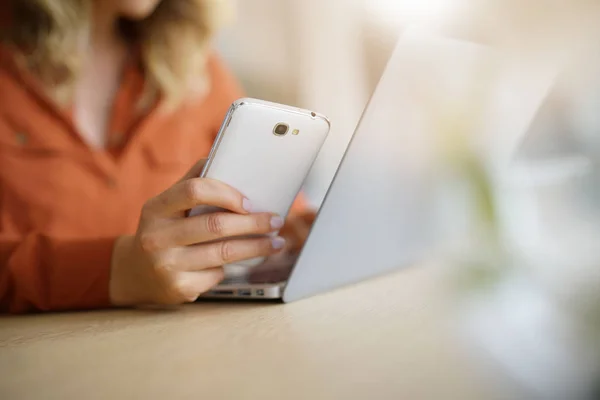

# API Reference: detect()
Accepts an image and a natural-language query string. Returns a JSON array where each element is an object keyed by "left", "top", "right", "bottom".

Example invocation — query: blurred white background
[
  {"left": 214, "top": 0, "right": 600, "bottom": 207},
  {"left": 214, "top": 1, "right": 600, "bottom": 398},
  {"left": 215, "top": 0, "right": 454, "bottom": 205}
]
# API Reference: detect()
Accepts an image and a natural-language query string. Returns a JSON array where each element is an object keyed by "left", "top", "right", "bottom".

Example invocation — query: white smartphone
[{"left": 188, "top": 98, "right": 330, "bottom": 265}]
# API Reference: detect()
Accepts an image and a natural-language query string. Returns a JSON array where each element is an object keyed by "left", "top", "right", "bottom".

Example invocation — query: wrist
[{"left": 109, "top": 235, "right": 136, "bottom": 307}]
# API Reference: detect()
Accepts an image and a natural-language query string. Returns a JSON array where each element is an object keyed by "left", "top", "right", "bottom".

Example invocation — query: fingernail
[
  {"left": 270, "top": 216, "right": 284, "bottom": 230},
  {"left": 271, "top": 236, "right": 286, "bottom": 249},
  {"left": 242, "top": 198, "right": 253, "bottom": 212}
]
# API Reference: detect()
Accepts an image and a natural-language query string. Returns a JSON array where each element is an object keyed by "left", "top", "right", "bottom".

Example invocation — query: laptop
[{"left": 200, "top": 28, "right": 554, "bottom": 302}]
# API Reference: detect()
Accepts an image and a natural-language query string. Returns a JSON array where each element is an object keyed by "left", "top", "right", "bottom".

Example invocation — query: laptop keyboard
[
  {"left": 219, "top": 275, "right": 249, "bottom": 285},
  {"left": 218, "top": 253, "right": 298, "bottom": 285}
]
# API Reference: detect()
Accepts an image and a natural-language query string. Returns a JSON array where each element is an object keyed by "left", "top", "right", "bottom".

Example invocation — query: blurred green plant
[{"left": 420, "top": 58, "right": 510, "bottom": 293}]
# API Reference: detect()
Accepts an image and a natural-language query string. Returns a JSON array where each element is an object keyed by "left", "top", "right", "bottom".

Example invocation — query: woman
[{"left": 0, "top": 0, "right": 315, "bottom": 313}]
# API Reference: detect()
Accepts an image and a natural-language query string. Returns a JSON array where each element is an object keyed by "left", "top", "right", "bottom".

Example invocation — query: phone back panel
[{"left": 195, "top": 98, "right": 330, "bottom": 217}]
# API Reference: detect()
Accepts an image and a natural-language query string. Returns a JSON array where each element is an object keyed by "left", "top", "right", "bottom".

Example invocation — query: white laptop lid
[{"left": 283, "top": 28, "right": 556, "bottom": 303}]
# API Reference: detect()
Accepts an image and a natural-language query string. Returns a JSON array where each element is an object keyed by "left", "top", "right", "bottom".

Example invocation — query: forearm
[{"left": 0, "top": 233, "right": 116, "bottom": 313}]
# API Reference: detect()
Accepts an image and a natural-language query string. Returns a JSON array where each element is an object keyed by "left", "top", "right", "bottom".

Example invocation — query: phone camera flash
[{"left": 292, "top": 129, "right": 300, "bottom": 135}]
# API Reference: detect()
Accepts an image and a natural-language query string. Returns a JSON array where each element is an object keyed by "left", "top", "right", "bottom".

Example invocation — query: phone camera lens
[{"left": 273, "top": 123, "right": 289, "bottom": 136}]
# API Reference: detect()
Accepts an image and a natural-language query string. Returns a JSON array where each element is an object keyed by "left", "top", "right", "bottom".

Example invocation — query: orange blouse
[{"left": 0, "top": 48, "right": 306, "bottom": 313}]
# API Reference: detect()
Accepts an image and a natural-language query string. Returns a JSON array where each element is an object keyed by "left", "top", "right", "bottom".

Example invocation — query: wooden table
[{"left": 0, "top": 266, "right": 499, "bottom": 399}]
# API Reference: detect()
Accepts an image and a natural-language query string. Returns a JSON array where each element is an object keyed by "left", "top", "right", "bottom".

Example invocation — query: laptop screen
[{"left": 283, "top": 27, "right": 557, "bottom": 302}]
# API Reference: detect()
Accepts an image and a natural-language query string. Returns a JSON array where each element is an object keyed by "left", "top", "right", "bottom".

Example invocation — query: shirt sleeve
[
  {"left": 206, "top": 52, "right": 311, "bottom": 213},
  {"left": 0, "top": 233, "right": 115, "bottom": 313}
]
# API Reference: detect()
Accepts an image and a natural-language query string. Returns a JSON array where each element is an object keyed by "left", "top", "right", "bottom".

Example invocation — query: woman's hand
[
  {"left": 244, "top": 210, "right": 317, "bottom": 284},
  {"left": 109, "top": 160, "right": 286, "bottom": 306},
  {"left": 279, "top": 210, "right": 317, "bottom": 254}
]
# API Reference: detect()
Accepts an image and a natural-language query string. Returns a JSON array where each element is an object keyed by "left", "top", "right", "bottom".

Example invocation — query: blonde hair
[{"left": 2, "top": 0, "right": 230, "bottom": 108}]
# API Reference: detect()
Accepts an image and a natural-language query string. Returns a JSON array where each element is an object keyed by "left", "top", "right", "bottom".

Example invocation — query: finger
[
  {"left": 174, "top": 236, "right": 286, "bottom": 271},
  {"left": 179, "top": 159, "right": 207, "bottom": 182},
  {"left": 281, "top": 216, "right": 313, "bottom": 253},
  {"left": 149, "top": 212, "right": 284, "bottom": 248},
  {"left": 288, "top": 209, "right": 317, "bottom": 224},
  {"left": 174, "top": 267, "right": 225, "bottom": 302},
  {"left": 290, "top": 222, "right": 311, "bottom": 253},
  {"left": 144, "top": 177, "right": 251, "bottom": 217},
  {"left": 301, "top": 210, "right": 318, "bottom": 225}
]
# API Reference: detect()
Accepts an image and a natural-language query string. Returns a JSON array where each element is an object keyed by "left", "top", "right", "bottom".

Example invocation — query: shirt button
[{"left": 15, "top": 132, "right": 28, "bottom": 145}]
